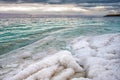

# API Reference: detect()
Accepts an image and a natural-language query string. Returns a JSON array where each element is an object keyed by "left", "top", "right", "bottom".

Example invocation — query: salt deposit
[
  {"left": 71, "top": 33, "right": 120, "bottom": 80},
  {"left": 0, "top": 33, "right": 120, "bottom": 80}
]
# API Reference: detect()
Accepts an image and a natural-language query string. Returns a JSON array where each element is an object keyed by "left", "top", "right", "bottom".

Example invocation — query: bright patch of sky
[{"left": 0, "top": 3, "right": 119, "bottom": 16}]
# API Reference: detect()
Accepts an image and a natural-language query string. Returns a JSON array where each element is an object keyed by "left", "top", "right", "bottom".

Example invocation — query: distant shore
[{"left": 104, "top": 13, "right": 120, "bottom": 17}]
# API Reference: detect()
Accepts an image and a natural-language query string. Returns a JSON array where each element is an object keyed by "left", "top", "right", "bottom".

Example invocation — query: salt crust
[
  {"left": 8, "top": 50, "right": 84, "bottom": 80},
  {"left": 0, "top": 33, "right": 120, "bottom": 80}
]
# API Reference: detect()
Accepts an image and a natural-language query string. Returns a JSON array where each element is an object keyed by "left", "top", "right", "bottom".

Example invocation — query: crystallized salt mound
[
  {"left": 6, "top": 50, "right": 84, "bottom": 80},
  {"left": 71, "top": 33, "right": 120, "bottom": 80}
]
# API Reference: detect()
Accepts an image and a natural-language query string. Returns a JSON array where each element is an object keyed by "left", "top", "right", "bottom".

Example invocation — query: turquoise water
[{"left": 0, "top": 17, "right": 120, "bottom": 55}]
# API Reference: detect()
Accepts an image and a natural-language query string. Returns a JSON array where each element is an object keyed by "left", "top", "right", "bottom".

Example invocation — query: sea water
[{"left": 0, "top": 17, "right": 120, "bottom": 55}]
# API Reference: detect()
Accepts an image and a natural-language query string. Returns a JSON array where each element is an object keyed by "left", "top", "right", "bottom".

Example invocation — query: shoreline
[
  {"left": 0, "top": 33, "right": 120, "bottom": 80},
  {"left": 104, "top": 13, "right": 120, "bottom": 17}
]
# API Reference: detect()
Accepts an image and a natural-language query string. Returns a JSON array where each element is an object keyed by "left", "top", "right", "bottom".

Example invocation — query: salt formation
[
  {"left": 0, "top": 33, "right": 120, "bottom": 80},
  {"left": 71, "top": 33, "right": 120, "bottom": 80},
  {"left": 8, "top": 50, "right": 84, "bottom": 80}
]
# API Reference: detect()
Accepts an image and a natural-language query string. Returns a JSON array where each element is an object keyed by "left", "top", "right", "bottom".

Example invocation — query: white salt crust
[{"left": 0, "top": 33, "right": 120, "bottom": 80}]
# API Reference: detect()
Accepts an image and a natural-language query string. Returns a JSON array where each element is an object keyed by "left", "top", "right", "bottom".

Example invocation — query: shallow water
[{"left": 0, "top": 17, "right": 120, "bottom": 55}]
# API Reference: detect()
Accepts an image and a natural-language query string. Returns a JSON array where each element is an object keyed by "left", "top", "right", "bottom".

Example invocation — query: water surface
[{"left": 0, "top": 17, "right": 120, "bottom": 55}]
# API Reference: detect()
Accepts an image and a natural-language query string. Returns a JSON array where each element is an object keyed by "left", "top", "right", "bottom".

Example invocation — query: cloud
[
  {"left": 0, "top": 0, "right": 120, "bottom": 3},
  {"left": 0, "top": 4, "right": 88, "bottom": 12},
  {"left": 0, "top": 6, "right": 38, "bottom": 11},
  {"left": 0, "top": 3, "right": 119, "bottom": 16}
]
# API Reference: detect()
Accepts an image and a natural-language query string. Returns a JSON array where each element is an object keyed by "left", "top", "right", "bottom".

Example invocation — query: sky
[
  {"left": 0, "top": 0, "right": 120, "bottom": 3},
  {"left": 0, "top": 0, "right": 119, "bottom": 16}
]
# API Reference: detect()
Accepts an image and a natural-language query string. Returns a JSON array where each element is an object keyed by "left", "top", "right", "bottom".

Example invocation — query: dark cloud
[{"left": 0, "top": 0, "right": 120, "bottom": 3}]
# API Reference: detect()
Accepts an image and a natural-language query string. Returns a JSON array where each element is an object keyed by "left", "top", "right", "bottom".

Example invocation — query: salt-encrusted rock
[
  {"left": 8, "top": 50, "right": 84, "bottom": 80},
  {"left": 71, "top": 78, "right": 91, "bottom": 80},
  {"left": 51, "top": 68, "right": 75, "bottom": 80},
  {"left": 25, "top": 65, "right": 59, "bottom": 80}
]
